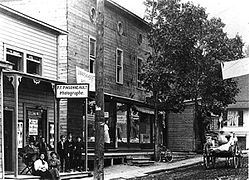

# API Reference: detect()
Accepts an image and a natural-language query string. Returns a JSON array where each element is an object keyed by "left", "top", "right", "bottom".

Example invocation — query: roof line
[
  {"left": 0, "top": 3, "right": 68, "bottom": 35},
  {"left": 105, "top": 0, "right": 150, "bottom": 27}
]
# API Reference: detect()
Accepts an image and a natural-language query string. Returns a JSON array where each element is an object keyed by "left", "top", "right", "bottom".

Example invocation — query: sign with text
[
  {"left": 29, "top": 119, "right": 38, "bottom": 136},
  {"left": 76, "top": 66, "right": 95, "bottom": 91},
  {"left": 56, "top": 84, "right": 89, "bottom": 98}
]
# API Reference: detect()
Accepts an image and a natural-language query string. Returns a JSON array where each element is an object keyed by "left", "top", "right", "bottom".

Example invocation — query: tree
[{"left": 143, "top": 0, "right": 243, "bottom": 152}]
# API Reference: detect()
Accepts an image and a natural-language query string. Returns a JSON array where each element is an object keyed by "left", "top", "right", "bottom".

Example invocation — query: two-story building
[
  {"left": 1, "top": 0, "right": 155, "bottom": 167},
  {"left": 221, "top": 74, "right": 249, "bottom": 150},
  {"left": 0, "top": 4, "right": 67, "bottom": 177}
]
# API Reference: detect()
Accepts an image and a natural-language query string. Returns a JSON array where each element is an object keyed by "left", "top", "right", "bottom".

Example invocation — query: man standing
[
  {"left": 57, "top": 135, "right": 66, "bottom": 172},
  {"left": 65, "top": 132, "right": 75, "bottom": 172}
]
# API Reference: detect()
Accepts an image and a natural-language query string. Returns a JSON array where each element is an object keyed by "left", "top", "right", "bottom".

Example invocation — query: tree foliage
[{"left": 143, "top": 0, "right": 244, "bottom": 116}]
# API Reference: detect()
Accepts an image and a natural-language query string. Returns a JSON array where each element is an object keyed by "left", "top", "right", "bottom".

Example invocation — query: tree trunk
[{"left": 154, "top": 91, "right": 160, "bottom": 161}]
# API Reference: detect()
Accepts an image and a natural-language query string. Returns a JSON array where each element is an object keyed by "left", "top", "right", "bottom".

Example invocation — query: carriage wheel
[
  {"left": 232, "top": 156, "right": 240, "bottom": 168},
  {"left": 165, "top": 149, "right": 173, "bottom": 162},
  {"left": 211, "top": 156, "right": 216, "bottom": 168},
  {"left": 203, "top": 155, "right": 212, "bottom": 169}
]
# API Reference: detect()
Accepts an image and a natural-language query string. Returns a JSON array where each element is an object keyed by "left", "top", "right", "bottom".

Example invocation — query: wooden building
[
  {"left": 221, "top": 74, "right": 249, "bottom": 150},
  {"left": 0, "top": 4, "right": 67, "bottom": 177},
  {"left": 1, "top": 0, "right": 155, "bottom": 166}
]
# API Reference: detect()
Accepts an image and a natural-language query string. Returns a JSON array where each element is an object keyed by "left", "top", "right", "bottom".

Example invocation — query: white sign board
[
  {"left": 56, "top": 84, "right": 89, "bottom": 98},
  {"left": 76, "top": 66, "right": 95, "bottom": 91},
  {"left": 29, "top": 119, "right": 38, "bottom": 136}
]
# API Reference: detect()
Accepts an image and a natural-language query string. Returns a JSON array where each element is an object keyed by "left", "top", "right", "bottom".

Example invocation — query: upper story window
[
  {"left": 6, "top": 48, "right": 23, "bottom": 71},
  {"left": 137, "top": 57, "right": 143, "bottom": 88},
  {"left": 89, "top": 37, "right": 96, "bottom": 73},
  {"left": 5, "top": 46, "right": 42, "bottom": 76},
  {"left": 116, "top": 48, "right": 123, "bottom": 84},
  {"left": 224, "top": 110, "right": 243, "bottom": 127},
  {"left": 26, "top": 54, "right": 42, "bottom": 75}
]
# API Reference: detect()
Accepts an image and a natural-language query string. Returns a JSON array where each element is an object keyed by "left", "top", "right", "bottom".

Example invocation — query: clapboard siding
[
  {"left": 67, "top": 99, "right": 84, "bottom": 137},
  {"left": 3, "top": 77, "right": 55, "bottom": 133},
  {"left": 167, "top": 104, "right": 195, "bottom": 151},
  {"left": 0, "top": 13, "right": 58, "bottom": 80},
  {"left": 66, "top": 0, "right": 96, "bottom": 84},
  {"left": 1, "top": 0, "right": 67, "bottom": 31},
  {"left": 103, "top": 5, "right": 150, "bottom": 101}
]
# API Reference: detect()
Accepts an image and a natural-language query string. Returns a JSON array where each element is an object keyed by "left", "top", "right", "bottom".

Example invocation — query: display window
[
  {"left": 130, "top": 108, "right": 139, "bottom": 143},
  {"left": 117, "top": 103, "right": 128, "bottom": 143},
  {"left": 87, "top": 99, "right": 95, "bottom": 142},
  {"left": 139, "top": 113, "right": 151, "bottom": 144}
]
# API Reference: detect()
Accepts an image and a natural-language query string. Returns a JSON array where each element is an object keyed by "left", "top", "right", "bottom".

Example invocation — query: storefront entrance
[{"left": 4, "top": 110, "right": 13, "bottom": 171}]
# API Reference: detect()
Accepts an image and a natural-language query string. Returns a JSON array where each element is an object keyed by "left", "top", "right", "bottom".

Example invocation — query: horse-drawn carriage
[{"left": 203, "top": 131, "right": 242, "bottom": 169}]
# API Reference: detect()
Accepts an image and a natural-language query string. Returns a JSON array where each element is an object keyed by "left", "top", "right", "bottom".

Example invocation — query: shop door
[{"left": 4, "top": 110, "right": 13, "bottom": 171}]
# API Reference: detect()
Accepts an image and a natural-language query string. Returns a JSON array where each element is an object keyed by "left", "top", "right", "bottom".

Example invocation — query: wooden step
[
  {"left": 60, "top": 171, "right": 93, "bottom": 180},
  {"left": 132, "top": 160, "right": 155, "bottom": 166}
]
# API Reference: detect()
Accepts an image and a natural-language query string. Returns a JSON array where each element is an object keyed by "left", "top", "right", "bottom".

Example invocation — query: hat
[{"left": 50, "top": 151, "right": 57, "bottom": 157}]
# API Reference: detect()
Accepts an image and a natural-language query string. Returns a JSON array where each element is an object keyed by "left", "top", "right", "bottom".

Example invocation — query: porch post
[
  {"left": 12, "top": 75, "right": 22, "bottom": 177},
  {"left": 84, "top": 98, "right": 88, "bottom": 171},
  {"left": 0, "top": 61, "right": 13, "bottom": 178},
  {"left": 52, "top": 83, "right": 59, "bottom": 152}
]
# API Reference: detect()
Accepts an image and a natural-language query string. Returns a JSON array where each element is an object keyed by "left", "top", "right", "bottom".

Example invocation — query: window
[
  {"left": 137, "top": 58, "right": 143, "bottom": 88},
  {"left": 26, "top": 54, "right": 42, "bottom": 75},
  {"left": 89, "top": 37, "right": 96, "bottom": 73},
  {"left": 89, "top": 7, "right": 96, "bottom": 23},
  {"left": 6, "top": 48, "right": 23, "bottom": 71},
  {"left": 5, "top": 46, "right": 42, "bottom": 76},
  {"left": 225, "top": 110, "right": 243, "bottom": 127},
  {"left": 117, "top": 21, "right": 123, "bottom": 35},
  {"left": 116, "top": 48, "right": 123, "bottom": 84},
  {"left": 130, "top": 108, "right": 139, "bottom": 143},
  {"left": 139, "top": 113, "right": 151, "bottom": 144},
  {"left": 117, "top": 103, "right": 127, "bottom": 143}
]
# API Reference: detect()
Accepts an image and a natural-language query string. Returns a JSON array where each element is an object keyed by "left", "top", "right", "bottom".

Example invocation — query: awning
[{"left": 133, "top": 105, "right": 154, "bottom": 115}]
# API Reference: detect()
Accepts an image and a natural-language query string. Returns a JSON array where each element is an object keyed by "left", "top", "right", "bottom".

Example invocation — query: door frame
[{"left": 3, "top": 108, "right": 14, "bottom": 173}]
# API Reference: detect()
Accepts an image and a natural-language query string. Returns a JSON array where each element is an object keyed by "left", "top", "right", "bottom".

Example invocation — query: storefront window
[
  {"left": 87, "top": 100, "right": 95, "bottom": 142},
  {"left": 130, "top": 108, "right": 139, "bottom": 143},
  {"left": 139, "top": 114, "right": 151, "bottom": 143},
  {"left": 117, "top": 103, "right": 127, "bottom": 143}
]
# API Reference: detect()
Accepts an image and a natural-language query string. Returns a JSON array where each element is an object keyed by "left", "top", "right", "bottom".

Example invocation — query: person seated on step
[
  {"left": 48, "top": 151, "right": 61, "bottom": 180},
  {"left": 33, "top": 153, "right": 52, "bottom": 179}
]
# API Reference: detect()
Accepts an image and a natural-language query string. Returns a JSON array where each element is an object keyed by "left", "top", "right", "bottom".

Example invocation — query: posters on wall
[
  {"left": 29, "top": 119, "right": 38, "bottom": 136},
  {"left": 17, "top": 122, "right": 23, "bottom": 148},
  {"left": 49, "top": 123, "right": 55, "bottom": 149}
]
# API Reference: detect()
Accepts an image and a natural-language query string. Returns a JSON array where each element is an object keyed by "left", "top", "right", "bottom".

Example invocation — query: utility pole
[{"left": 94, "top": 0, "right": 105, "bottom": 179}]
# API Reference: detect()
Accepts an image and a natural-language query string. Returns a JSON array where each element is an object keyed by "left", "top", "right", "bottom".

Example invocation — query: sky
[{"left": 112, "top": 0, "right": 249, "bottom": 46}]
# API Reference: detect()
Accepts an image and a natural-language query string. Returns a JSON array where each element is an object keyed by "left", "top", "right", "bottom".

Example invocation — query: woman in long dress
[{"left": 104, "top": 119, "right": 110, "bottom": 144}]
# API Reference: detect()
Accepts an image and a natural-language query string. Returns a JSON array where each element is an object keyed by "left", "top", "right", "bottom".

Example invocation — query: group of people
[
  {"left": 57, "top": 133, "right": 85, "bottom": 173},
  {"left": 20, "top": 133, "right": 85, "bottom": 179},
  {"left": 209, "top": 131, "right": 238, "bottom": 152},
  {"left": 20, "top": 136, "right": 60, "bottom": 179}
]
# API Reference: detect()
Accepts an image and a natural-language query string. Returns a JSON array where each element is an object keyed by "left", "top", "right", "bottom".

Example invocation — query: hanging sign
[
  {"left": 76, "top": 66, "right": 95, "bottom": 91},
  {"left": 56, "top": 84, "right": 89, "bottom": 98}
]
